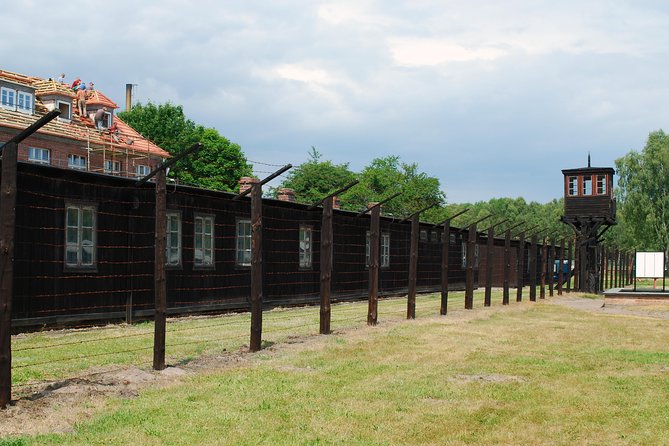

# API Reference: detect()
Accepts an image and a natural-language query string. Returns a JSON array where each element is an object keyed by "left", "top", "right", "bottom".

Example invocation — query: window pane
[
  {"left": 66, "top": 228, "right": 78, "bottom": 244},
  {"left": 82, "top": 246, "right": 93, "bottom": 265},
  {"left": 81, "top": 228, "right": 93, "bottom": 244},
  {"left": 66, "top": 248, "right": 78, "bottom": 265},
  {"left": 582, "top": 177, "right": 592, "bottom": 195},
  {"left": 67, "top": 208, "right": 79, "bottom": 227},
  {"left": 82, "top": 209, "right": 93, "bottom": 227}
]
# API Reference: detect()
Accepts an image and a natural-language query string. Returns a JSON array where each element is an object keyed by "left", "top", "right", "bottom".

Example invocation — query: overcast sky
[{"left": 3, "top": 1, "right": 668, "bottom": 203}]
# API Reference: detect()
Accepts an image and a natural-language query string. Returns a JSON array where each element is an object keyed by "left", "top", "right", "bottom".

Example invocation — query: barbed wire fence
[{"left": 1, "top": 124, "right": 635, "bottom": 408}]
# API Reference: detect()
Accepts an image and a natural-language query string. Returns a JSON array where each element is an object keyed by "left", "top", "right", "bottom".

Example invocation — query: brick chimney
[
  {"left": 277, "top": 187, "right": 296, "bottom": 202},
  {"left": 333, "top": 195, "right": 341, "bottom": 210},
  {"left": 239, "top": 176, "right": 259, "bottom": 194}
]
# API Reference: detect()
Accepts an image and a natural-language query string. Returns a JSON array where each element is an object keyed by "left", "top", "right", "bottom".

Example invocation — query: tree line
[{"left": 120, "top": 101, "right": 667, "bottom": 249}]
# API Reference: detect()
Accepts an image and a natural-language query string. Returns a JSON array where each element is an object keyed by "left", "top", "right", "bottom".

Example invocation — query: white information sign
[{"left": 635, "top": 252, "right": 665, "bottom": 278}]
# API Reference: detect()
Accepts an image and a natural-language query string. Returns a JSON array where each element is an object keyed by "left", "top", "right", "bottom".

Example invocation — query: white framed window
[
  {"left": 68, "top": 154, "right": 87, "bottom": 170},
  {"left": 97, "top": 111, "right": 113, "bottom": 129},
  {"left": 65, "top": 204, "right": 96, "bottom": 268},
  {"left": 366, "top": 231, "right": 390, "bottom": 268},
  {"left": 16, "top": 91, "right": 33, "bottom": 114},
  {"left": 450, "top": 233, "right": 456, "bottom": 245},
  {"left": 430, "top": 230, "right": 439, "bottom": 243},
  {"left": 568, "top": 176, "right": 578, "bottom": 196},
  {"left": 420, "top": 229, "right": 428, "bottom": 241},
  {"left": 135, "top": 165, "right": 151, "bottom": 177},
  {"left": 166, "top": 212, "right": 182, "bottom": 267},
  {"left": 582, "top": 176, "right": 593, "bottom": 195},
  {"left": 194, "top": 214, "right": 214, "bottom": 267},
  {"left": 236, "top": 219, "right": 252, "bottom": 267},
  {"left": 104, "top": 160, "right": 121, "bottom": 174},
  {"left": 28, "top": 147, "right": 50, "bottom": 164},
  {"left": 381, "top": 233, "right": 390, "bottom": 268},
  {"left": 299, "top": 225, "right": 313, "bottom": 269},
  {"left": 596, "top": 175, "right": 607, "bottom": 195},
  {"left": 0, "top": 87, "right": 15, "bottom": 110},
  {"left": 57, "top": 100, "right": 72, "bottom": 121}
]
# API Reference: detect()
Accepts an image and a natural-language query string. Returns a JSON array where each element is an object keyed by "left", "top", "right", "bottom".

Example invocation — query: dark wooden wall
[{"left": 10, "top": 162, "right": 479, "bottom": 328}]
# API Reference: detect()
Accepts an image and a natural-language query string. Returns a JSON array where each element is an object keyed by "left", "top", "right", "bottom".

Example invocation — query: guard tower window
[
  {"left": 582, "top": 176, "right": 593, "bottom": 195},
  {"left": 596, "top": 175, "right": 607, "bottom": 195},
  {"left": 568, "top": 176, "right": 578, "bottom": 196}
]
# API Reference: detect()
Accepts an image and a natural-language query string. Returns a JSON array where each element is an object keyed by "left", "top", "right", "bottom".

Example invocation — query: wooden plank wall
[{"left": 10, "top": 163, "right": 477, "bottom": 328}]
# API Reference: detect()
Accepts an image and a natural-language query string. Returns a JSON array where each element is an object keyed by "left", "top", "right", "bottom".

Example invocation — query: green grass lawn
[{"left": 4, "top": 291, "right": 669, "bottom": 445}]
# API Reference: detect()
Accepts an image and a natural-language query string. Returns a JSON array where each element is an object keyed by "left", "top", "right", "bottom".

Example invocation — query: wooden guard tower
[{"left": 560, "top": 158, "right": 616, "bottom": 293}]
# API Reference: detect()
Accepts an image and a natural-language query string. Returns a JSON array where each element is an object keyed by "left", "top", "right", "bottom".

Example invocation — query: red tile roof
[{"left": 0, "top": 69, "right": 169, "bottom": 159}]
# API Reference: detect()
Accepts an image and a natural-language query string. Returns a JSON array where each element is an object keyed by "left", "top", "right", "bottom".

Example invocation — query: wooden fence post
[
  {"left": 465, "top": 224, "right": 476, "bottom": 310},
  {"left": 367, "top": 206, "right": 380, "bottom": 325},
  {"left": 0, "top": 142, "right": 18, "bottom": 408},
  {"left": 540, "top": 235, "right": 547, "bottom": 299},
  {"left": 437, "top": 209, "right": 469, "bottom": 315},
  {"left": 153, "top": 169, "right": 167, "bottom": 370},
  {"left": 600, "top": 246, "right": 606, "bottom": 291},
  {"left": 558, "top": 239, "right": 565, "bottom": 295},
  {"left": 308, "top": 180, "right": 357, "bottom": 335},
  {"left": 575, "top": 239, "right": 581, "bottom": 291},
  {"left": 441, "top": 221, "right": 451, "bottom": 315},
  {"left": 319, "top": 196, "right": 333, "bottom": 334},
  {"left": 616, "top": 250, "right": 621, "bottom": 288},
  {"left": 529, "top": 234, "right": 538, "bottom": 301},
  {"left": 549, "top": 237, "right": 556, "bottom": 297},
  {"left": 485, "top": 227, "right": 494, "bottom": 307},
  {"left": 503, "top": 229, "right": 511, "bottom": 305},
  {"left": 407, "top": 214, "right": 418, "bottom": 319},
  {"left": 0, "top": 110, "right": 60, "bottom": 409},
  {"left": 516, "top": 231, "right": 526, "bottom": 302},
  {"left": 566, "top": 239, "right": 573, "bottom": 293},
  {"left": 608, "top": 249, "right": 613, "bottom": 289},
  {"left": 249, "top": 183, "right": 263, "bottom": 352}
]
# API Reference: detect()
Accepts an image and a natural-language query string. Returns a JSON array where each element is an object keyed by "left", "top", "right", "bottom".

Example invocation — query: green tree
[
  {"left": 118, "top": 102, "right": 252, "bottom": 192},
  {"left": 341, "top": 156, "right": 447, "bottom": 218},
  {"left": 613, "top": 130, "right": 669, "bottom": 254},
  {"left": 275, "top": 147, "right": 356, "bottom": 204},
  {"left": 442, "top": 197, "right": 571, "bottom": 237}
]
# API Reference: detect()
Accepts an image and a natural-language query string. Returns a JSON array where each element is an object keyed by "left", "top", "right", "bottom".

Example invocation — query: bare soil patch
[
  {"left": 551, "top": 294, "right": 669, "bottom": 319},
  {"left": 450, "top": 374, "right": 526, "bottom": 383}
]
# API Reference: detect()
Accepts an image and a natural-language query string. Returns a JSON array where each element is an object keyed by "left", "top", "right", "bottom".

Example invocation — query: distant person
[
  {"left": 76, "top": 86, "right": 87, "bottom": 117},
  {"left": 108, "top": 120, "right": 121, "bottom": 142},
  {"left": 57, "top": 73, "right": 66, "bottom": 84},
  {"left": 94, "top": 107, "right": 108, "bottom": 130},
  {"left": 71, "top": 78, "right": 81, "bottom": 91},
  {"left": 87, "top": 82, "right": 95, "bottom": 91}
]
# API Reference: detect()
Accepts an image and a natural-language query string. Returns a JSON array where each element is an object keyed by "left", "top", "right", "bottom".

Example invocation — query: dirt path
[{"left": 549, "top": 294, "right": 669, "bottom": 320}]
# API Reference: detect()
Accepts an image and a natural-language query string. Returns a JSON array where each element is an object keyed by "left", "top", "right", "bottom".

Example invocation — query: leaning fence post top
[
  {"left": 400, "top": 202, "right": 440, "bottom": 223},
  {"left": 307, "top": 180, "right": 359, "bottom": 210},
  {"left": 356, "top": 192, "right": 402, "bottom": 217},
  {"left": 433, "top": 208, "right": 469, "bottom": 227},
  {"left": 481, "top": 218, "right": 510, "bottom": 233},
  {"left": 136, "top": 142, "right": 203, "bottom": 187},
  {"left": 465, "top": 214, "right": 493, "bottom": 229},
  {"left": 233, "top": 164, "right": 292, "bottom": 201}
]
